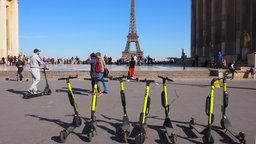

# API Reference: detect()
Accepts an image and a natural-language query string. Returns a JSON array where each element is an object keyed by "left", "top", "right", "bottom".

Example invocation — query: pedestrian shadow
[
  {"left": 24, "top": 114, "right": 89, "bottom": 143},
  {"left": 6, "top": 89, "right": 26, "bottom": 97}
]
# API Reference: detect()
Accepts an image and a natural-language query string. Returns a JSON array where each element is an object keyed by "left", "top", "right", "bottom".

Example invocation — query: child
[
  {"left": 16, "top": 56, "right": 25, "bottom": 81},
  {"left": 249, "top": 65, "right": 255, "bottom": 79}
]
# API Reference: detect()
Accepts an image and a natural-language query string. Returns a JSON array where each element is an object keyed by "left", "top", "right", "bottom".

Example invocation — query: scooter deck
[
  {"left": 223, "top": 117, "right": 240, "bottom": 136},
  {"left": 23, "top": 91, "right": 44, "bottom": 99}
]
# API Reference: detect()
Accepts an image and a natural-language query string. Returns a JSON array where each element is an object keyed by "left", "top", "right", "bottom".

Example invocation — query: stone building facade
[
  {"left": 191, "top": 0, "right": 256, "bottom": 63},
  {"left": 0, "top": 0, "right": 19, "bottom": 58}
]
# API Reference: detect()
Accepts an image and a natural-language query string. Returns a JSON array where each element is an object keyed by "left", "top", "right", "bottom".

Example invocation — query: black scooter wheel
[
  {"left": 88, "top": 131, "right": 93, "bottom": 142},
  {"left": 59, "top": 130, "right": 67, "bottom": 143},
  {"left": 170, "top": 133, "right": 177, "bottom": 144},
  {"left": 123, "top": 132, "right": 129, "bottom": 143},
  {"left": 46, "top": 89, "right": 52, "bottom": 95},
  {"left": 220, "top": 119, "right": 225, "bottom": 129},
  {"left": 240, "top": 139, "right": 246, "bottom": 144},
  {"left": 202, "top": 135, "right": 214, "bottom": 144},
  {"left": 135, "top": 133, "right": 145, "bottom": 144},
  {"left": 23, "top": 92, "right": 30, "bottom": 99}
]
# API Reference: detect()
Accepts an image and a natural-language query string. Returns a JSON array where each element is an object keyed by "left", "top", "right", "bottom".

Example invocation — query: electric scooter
[
  {"left": 84, "top": 77, "right": 108, "bottom": 142},
  {"left": 158, "top": 75, "right": 177, "bottom": 144},
  {"left": 110, "top": 75, "right": 131, "bottom": 143},
  {"left": 189, "top": 78, "right": 220, "bottom": 144},
  {"left": 58, "top": 75, "right": 82, "bottom": 143},
  {"left": 219, "top": 75, "right": 246, "bottom": 144},
  {"left": 135, "top": 78, "right": 155, "bottom": 144},
  {"left": 23, "top": 67, "right": 52, "bottom": 99}
]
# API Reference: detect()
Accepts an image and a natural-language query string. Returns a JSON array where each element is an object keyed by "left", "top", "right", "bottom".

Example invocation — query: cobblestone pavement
[{"left": 0, "top": 78, "right": 255, "bottom": 144}]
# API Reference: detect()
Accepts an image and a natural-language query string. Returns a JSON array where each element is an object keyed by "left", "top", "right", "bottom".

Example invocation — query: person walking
[
  {"left": 86, "top": 53, "right": 102, "bottom": 96},
  {"left": 27, "top": 49, "right": 45, "bottom": 94},
  {"left": 96, "top": 52, "right": 108, "bottom": 94},
  {"left": 228, "top": 60, "right": 237, "bottom": 80},
  {"left": 128, "top": 56, "right": 136, "bottom": 79},
  {"left": 248, "top": 65, "right": 255, "bottom": 79},
  {"left": 216, "top": 50, "right": 223, "bottom": 68},
  {"left": 16, "top": 56, "right": 25, "bottom": 81}
]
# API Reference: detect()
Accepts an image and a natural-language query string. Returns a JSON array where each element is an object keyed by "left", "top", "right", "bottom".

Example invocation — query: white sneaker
[
  {"left": 27, "top": 89, "right": 33, "bottom": 93},
  {"left": 34, "top": 90, "right": 42, "bottom": 94}
]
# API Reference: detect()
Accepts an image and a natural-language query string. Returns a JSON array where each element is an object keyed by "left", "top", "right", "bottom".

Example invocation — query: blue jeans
[{"left": 97, "top": 72, "right": 108, "bottom": 92}]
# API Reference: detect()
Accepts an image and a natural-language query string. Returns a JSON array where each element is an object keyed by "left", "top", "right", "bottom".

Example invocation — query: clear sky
[{"left": 19, "top": 0, "right": 191, "bottom": 61}]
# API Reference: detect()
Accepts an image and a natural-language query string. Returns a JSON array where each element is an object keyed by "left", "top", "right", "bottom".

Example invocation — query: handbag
[{"left": 103, "top": 68, "right": 109, "bottom": 77}]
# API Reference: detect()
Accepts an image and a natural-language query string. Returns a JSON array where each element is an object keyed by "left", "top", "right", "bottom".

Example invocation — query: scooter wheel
[
  {"left": 135, "top": 133, "right": 145, "bottom": 144},
  {"left": 202, "top": 135, "right": 214, "bottom": 144},
  {"left": 46, "top": 89, "right": 52, "bottom": 95},
  {"left": 170, "top": 133, "right": 177, "bottom": 144},
  {"left": 23, "top": 92, "right": 30, "bottom": 99},
  {"left": 220, "top": 119, "right": 225, "bottom": 129},
  {"left": 88, "top": 132, "right": 93, "bottom": 142},
  {"left": 59, "top": 130, "right": 67, "bottom": 143},
  {"left": 123, "top": 132, "right": 128, "bottom": 143},
  {"left": 240, "top": 139, "right": 246, "bottom": 144},
  {"left": 75, "top": 116, "right": 82, "bottom": 127},
  {"left": 189, "top": 119, "right": 195, "bottom": 129}
]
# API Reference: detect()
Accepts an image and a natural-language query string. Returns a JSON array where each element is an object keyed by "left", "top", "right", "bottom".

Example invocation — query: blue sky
[{"left": 19, "top": 0, "right": 191, "bottom": 61}]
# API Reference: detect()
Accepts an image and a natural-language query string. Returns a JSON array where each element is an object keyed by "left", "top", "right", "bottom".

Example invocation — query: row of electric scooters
[
  {"left": 189, "top": 76, "right": 246, "bottom": 144},
  {"left": 56, "top": 75, "right": 246, "bottom": 144},
  {"left": 21, "top": 67, "right": 246, "bottom": 144},
  {"left": 56, "top": 75, "right": 177, "bottom": 144}
]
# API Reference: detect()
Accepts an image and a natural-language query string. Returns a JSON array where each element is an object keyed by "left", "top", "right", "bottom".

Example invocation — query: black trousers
[{"left": 17, "top": 67, "right": 23, "bottom": 80}]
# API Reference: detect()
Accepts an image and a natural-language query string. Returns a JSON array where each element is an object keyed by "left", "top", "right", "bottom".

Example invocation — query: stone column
[
  {"left": 210, "top": 0, "right": 215, "bottom": 56},
  {"left": 6, "top": 0, "right": 19, "bottom": 57},
  {"left": 221, "top": 0, "right": 226, "bottom": 55},
  {"left": 0, "top": 0, "right": 7, "bottom": 58},
  {"left": 195, "top": 0, "right": 199, "bottom": 56}
]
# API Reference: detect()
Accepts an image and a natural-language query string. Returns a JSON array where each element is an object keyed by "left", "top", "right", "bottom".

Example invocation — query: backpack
[{"left": 95, "top": 60, "right": 102, "bottom": 73}]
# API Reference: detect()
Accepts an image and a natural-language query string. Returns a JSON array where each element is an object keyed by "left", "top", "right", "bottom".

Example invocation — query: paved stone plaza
[{"left": 0, "top": 77, "right": 255, "bottom": 144}]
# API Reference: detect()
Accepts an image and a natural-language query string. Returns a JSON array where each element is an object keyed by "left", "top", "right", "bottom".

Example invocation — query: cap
[{"left": 34, "top": 49, "right": 40, "bottom": 53}]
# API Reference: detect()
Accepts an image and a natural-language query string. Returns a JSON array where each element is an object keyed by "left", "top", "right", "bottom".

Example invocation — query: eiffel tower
[{"left": 121, "top": 0, "right": 144, "bottom": 61}]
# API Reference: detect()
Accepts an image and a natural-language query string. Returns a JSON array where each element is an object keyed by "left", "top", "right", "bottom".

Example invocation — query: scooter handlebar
[
  {"left": 139, "top": 78, "right": 155, "bottom": 83},
  {"left": 157, "top": 75, "right": 174, "bottom": 82},
  {"left": 110, "top": 75, "right": 127, "bottom": 80},
  {"left": 41, "top": 67, "right": 49, "bottom": 70},
  {"left": 58, "top": 75, "right": 78, "bottom": 80},
  {"left": 84, "top": 77, "right": 108, "bottom": 82}
]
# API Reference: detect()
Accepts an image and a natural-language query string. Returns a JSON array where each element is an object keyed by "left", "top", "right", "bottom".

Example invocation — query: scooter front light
[{"left": 214, "top": 80, "right": 220, "bottom": 88}]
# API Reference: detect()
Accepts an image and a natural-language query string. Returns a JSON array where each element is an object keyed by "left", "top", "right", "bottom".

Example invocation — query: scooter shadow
[
  {"left": 55, "top": 87, "right": 91, "bottom": 96},
  {"left": 212, "top": 125, "right": 239, "bottom": 144},
  {"left": 78, "top": 117, "right": 120, "bottom": 143},
  {"left": 98, "top": 114, "right": 141, "bottom": 144},
  {"left": 24, "top": 114, "right": 89, "bottom": 143},
  {"left": 149, "top": 116, "right": 202, "bottom": 143},
  {"left": 6, "top": 89, "right": 26, "bottom": 97},
  {"left": 175, "top": 119, "right": 238, "bottom": 144}
]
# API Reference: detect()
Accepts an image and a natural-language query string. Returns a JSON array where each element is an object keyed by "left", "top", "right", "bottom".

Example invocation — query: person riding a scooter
[{"left": 27, "top": 49, "right": 45, "bottom": 94}]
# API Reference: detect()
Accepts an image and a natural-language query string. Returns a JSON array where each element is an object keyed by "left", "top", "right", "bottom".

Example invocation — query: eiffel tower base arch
[{"left": 121, "top": 51, "right": 144, "bottom": 62}]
